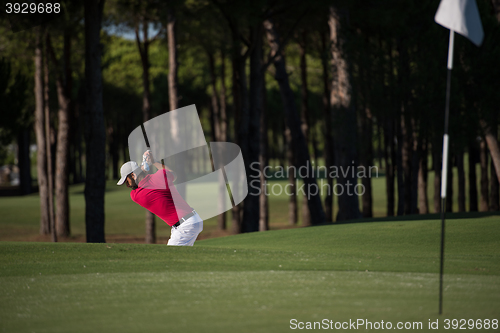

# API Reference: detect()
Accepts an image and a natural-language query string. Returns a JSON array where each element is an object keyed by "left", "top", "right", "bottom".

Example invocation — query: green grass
[{"left": 1, "top": 216, "right": 499, "bottom": 332}]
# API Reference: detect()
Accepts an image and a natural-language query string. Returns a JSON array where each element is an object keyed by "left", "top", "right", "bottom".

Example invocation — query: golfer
[{"left": 117, "top": 151, "right": 203, "bottom": 246}]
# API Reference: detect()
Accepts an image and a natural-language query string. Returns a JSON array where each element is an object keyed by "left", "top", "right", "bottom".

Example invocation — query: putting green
[{"left": 1, "top": 217, "right": 499, "bottom": 332}]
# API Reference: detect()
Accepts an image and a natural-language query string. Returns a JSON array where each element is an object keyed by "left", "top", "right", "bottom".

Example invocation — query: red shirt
[{"left": 130, "top": 169, "right": 192, "bottom": 226}]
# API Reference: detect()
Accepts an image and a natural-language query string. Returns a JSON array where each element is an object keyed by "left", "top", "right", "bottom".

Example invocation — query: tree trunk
[
  {"left": 207, "top": 51, "right": 227, "bottom": 230},
  {"left": 109, "top": 124, "right": 119, "bottom": 180},
  {"left": 48, "top": 32, "right": 72, "bottom": 238},
  {"left": 166, "top": 7, "right": 188, "bottom": 206},
  {"left": 284, "top": 124, "right": 298, "bottom": 225},
  {"left": 242, "top": 24, "right": 263, "bottom": 233},
  {"left": 386, "top": 40, "right": 397, "bottom": 217},
  {"left": 328, "top": 8, "right": 360, "bottom": 221},
  {"left": 457, "top": 148, "right": 466, "bottom": 212},
  {"left": 490, "top": 123, "right": 500, "bottom": 211},
  {"left": 410, "top": 120, "right": 420, "bottom": 215},
  {"left": 446, "top": 153, "right": 453, "bottom": 213},
  {"left": 355, "top": 35, "right": 372, "bottom": 218},
  {"left": 84, "top": 0, "right": 106, "bottom": 243},
  {"left": 468, "top": 143, "right": 478, "bottom": 212},
  {"left": 377, "top": 122, "right": 384, "bottom": 169},
  {"left": 433, "top": 141, "right": 442, "bottom": 213},
  {"left": 360, "top": 108, "right": 373, "bottom": 218},
  {"left": 219, "top": 49, "right": 228, "bottom": 228},
  {"left": 136, "top": 20, "right": 156, "bottom": 244},
  {"left": 17, "top": 129, "right": 32, "bottom": 195},
  {"left": 483, "top": 106, "right": 499, "bottom": 212},
  {"left": 167, "top": 12, "right": 178, "bottom": 111},
  {"left": 69, "top": 117, "right": 76, "bottom": 184},
  {"left": 298, "top": 30, "right": 311, "bottom": 226},
  {"left": 276, "top": 127, "right": 285, "bottom": 170},
  {"left": 265, "top": 18, "right": 326, "bottom": 225},
  {"left": 219, "top": 49, "right": 228, "bottom": 143},
  {"left": 384, "top": 119, "right": 395, "bottom": 216},
  {"left": 418, "top": 138, "right": 429, "bottom": 214},
  {"left": 396, "top": 119, "right": 405, "bottom": 215},
  {"left": 480, "top": 119, "right": 500, "bottom": 185},
  {"left": 320, "top": 30, "right": 333, "bottom": 222},
  {"left": 230, "top": 30, "right": 243, "bottom": 234},
  {"left": 34, "top": 28, "right": 50, "bottom": 235},
  {"left": 259, "top": 74, "right": 269, "bottom": 231},
  {"left": 491, "top": 157, "right": 499, "bottom": 211},
  {"left": 34, "top": 28, "right": 50, "bottom": 232},
  {"left": 311, "top": 128, "right": 319, "bottom": 167},
  {"left": 479, "top": 138, "right": 489, "bottom": 211},
  {"left": 401, "top": 116, "right": 412, "bottom": 215},
  {"left": 208, "top": 52, "right": 220, "bottom": 141},
  {"left": 44, "top": 34, "right": 56, "bottom": 242},
  {"left": 224, "top": 16, "right": 250, "bottom": 234},
  {"left": 397, "top": 38, "right": 411, "bottom": 215},
  {"left": 75, "top": 86, "right": 85, "bottom": 183}
]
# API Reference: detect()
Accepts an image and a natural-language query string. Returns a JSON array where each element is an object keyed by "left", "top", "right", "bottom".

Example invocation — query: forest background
[{"left": 1, "top": 0, "right": 500, "bottom": 243}]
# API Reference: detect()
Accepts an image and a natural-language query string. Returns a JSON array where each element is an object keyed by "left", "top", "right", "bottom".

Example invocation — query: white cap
[{"left": 117, "top": 161, "right": 141, "bottom": 185}]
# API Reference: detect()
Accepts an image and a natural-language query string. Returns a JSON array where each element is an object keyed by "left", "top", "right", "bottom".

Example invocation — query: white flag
[{"left": 435, "top": 0, "right": 484, "bottom": 46}]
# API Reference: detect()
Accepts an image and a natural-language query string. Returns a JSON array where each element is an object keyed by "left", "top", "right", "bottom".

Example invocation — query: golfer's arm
[
  {"left": 153, "top": 161, "right": 174, "bottom": 173},
  {"left": 152, "top": 161, "right": 164, "bottom": 170}
]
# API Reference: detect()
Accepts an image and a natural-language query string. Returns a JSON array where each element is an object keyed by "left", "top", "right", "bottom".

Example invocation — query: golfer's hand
[{"left": 143, "top": 150, "right": 154, "bottom": 164}]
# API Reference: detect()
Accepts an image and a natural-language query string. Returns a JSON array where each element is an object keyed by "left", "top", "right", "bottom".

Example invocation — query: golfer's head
[{"left": 117, "top": 161, "right": 141, "bottom": 189}]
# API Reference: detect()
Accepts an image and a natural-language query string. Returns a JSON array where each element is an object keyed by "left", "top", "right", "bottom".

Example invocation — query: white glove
[{"left": 141, "top": 150, "right": 152, "bottom": 171}]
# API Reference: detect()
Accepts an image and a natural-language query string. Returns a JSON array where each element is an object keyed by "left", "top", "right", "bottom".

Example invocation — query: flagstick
[{"left": 439, "top": 29, "right": 454, "bottom": 315}]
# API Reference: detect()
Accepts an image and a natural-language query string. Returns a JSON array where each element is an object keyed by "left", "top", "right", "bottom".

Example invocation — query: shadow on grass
[{"left": 332, "top": 211, "right": 500, "bottom": 225}]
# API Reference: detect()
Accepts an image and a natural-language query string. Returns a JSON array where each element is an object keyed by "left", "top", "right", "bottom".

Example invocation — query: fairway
[{"left": 1, "top": 216, "right": 499, "bottom": 333}]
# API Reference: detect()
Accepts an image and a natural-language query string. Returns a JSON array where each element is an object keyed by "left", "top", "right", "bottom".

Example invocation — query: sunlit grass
[{"left": 0, "top": 217, "right": 499, "bottom": 332}]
